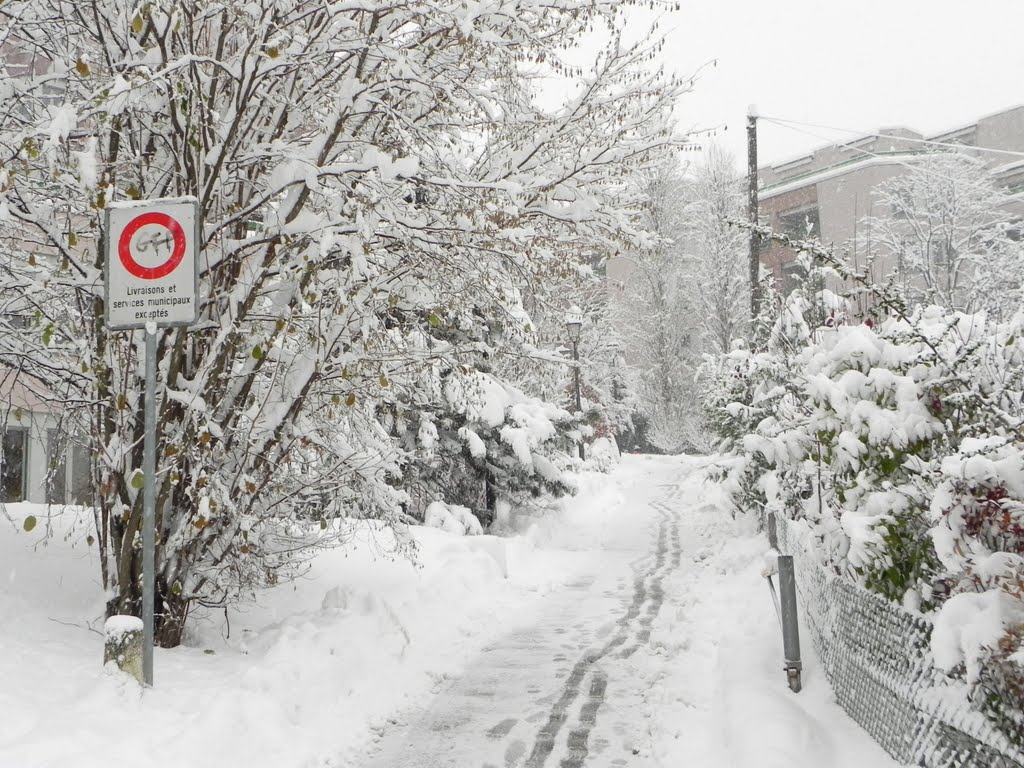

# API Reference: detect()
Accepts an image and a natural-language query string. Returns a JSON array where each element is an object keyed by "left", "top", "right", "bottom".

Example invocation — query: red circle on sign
[{"left": 118, "top": 212, "right": 187, "bottom": 280}]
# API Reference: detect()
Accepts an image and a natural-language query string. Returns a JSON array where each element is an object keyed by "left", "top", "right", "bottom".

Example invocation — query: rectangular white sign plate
[{"left": 104, "top": 197, "right": 200, "bottom": 330}]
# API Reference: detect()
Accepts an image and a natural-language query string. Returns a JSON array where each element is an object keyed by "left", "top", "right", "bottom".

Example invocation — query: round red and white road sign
[{"left": 118, "top": 211, "right": 187, "bottom": 280}]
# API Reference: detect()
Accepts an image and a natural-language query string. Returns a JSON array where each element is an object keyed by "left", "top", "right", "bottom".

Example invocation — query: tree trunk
[
  {"left": 105, "top": 564, "right": 189, "bottom": 648},
  {"left": 155, "top": 586, "right": 189, "bottom": 648}
]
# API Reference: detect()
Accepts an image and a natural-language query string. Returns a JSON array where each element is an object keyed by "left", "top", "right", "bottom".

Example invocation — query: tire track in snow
[
  {"left": 523, "top": 484, "right": 684, "bottom": 767},
  {"left": 618, "top": 499, "right": 681, "bottom": 658}
]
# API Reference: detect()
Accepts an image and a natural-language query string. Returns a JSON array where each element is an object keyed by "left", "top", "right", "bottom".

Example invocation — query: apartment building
[
  {"left": 758, "top": 105, "right": 1024, "bottom": 297},
  {"left": 0, "top": 367, "right": 90, "bottom": 505}
]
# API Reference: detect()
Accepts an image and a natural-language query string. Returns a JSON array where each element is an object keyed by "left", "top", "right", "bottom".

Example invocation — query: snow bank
[{"left": 0, "top": 486, "right": 602, "bottom": 768}]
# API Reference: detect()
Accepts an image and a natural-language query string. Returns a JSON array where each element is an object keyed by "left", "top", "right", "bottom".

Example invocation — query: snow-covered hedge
[{"left": 709, "top": 295, "right": 1024, "bottom": 745}]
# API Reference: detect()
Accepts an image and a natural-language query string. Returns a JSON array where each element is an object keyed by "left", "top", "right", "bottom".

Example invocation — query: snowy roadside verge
[
  {"left": 0, "top": 472, "right": 623, "bottom": 768},
  {"left": 594, "top": 460, "right": 902, "bottom": 768}
]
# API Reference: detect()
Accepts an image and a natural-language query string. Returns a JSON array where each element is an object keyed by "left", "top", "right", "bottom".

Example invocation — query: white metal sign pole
[
  {"left": 143, "top": 324, "right": 157, "bottom": 685},
  {"left": 105, "top": 197, "right": 199, "bottom": 688}
]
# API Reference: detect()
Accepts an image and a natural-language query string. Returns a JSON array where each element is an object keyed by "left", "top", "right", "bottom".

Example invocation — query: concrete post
[{"left": 104, "top": 615, "right": 144, "bottom": 684}]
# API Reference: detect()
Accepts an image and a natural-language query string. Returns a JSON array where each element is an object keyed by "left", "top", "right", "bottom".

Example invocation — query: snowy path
[
  {"left": 355, "top": 456, "right": 898, "bottom": 768},
  {"left": 361, "top": 464, "right": 687, "bottom": 768},
  {"left": 0, "top": 455, "right": 899, "bottom": 768}
]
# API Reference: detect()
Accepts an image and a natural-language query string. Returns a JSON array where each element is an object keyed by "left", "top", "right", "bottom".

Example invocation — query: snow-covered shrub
[
  {"left": 799, "top": 316, "right": 952, "bottom": 605},
  {"left": 931, "top": 438, "right": 1024, "bottom": 745},
  {"left": 700, "top": 342, "right": 755, "bottom": 453},
  {"left": 712, "top": 277, "right": 1024, "bottom": 741},
  {"left": 715, "top": 293, "right": 1024, "bottom": 596},
  {"left": 404, "top": 370, "right": 577, "bottom": 527},
  {"left": 704, "top": 287, "right": 810, "bottom": 523},
  {"left": 423, "top": 501, "right": 483, "bottom": 536},
  {"left": 587, "top": 436, "right": 621, "bottom": 472}
]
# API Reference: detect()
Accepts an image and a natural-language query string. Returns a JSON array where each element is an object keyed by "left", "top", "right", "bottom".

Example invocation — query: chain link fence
[{"left": 775, "top": 516, "right": 1023, "bottom": 768}]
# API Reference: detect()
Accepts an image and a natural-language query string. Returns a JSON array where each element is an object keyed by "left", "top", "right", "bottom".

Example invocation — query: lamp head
[{"left": 564, "top": 305, "right": 583, "bottom": 342}]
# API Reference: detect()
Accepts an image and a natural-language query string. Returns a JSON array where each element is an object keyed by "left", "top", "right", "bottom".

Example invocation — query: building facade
[
  {"left": 758, "top": 105, "right": 1024, "bottom": 303},
  {"left": 0, "top": 367, "right": 90, "bottom": 505}
]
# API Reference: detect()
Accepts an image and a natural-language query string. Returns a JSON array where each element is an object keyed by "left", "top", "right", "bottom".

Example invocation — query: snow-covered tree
[
  {"left": 681, "top": 147, "right": 750, "bottom": 356},
  {"left": 616, "top": 148, "right": 751, "bottom": 452},
  {"left": 0, "top": 0, "right": 685, "bottom": 643},
  {"left": 613, "top": 167, "right": 697, "bottom": 452},
  {"left": 527, "top": 278, "right": 634, "bottom": 448},
  {"left": 573, "top": 290, "right": 636, "bottom": 444},
  {"left": 864, "top": 151, "right": 1024, "bottom": 318}
]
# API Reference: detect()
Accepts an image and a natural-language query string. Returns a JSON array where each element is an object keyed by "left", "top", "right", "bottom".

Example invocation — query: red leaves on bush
[{"left": 960, "top": 484, "right": 1024, "bottom": 556}]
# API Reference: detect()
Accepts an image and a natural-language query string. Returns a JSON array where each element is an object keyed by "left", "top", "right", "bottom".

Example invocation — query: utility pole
[{"left": 747, "top": 106, "right": 760, "bottom": 320}]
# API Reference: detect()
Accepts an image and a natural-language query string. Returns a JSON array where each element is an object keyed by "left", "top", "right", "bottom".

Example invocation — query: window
[
  {"left": 4, "top": 314, "right": 32, "bottom": 330},
  {"left": 1, "top": 427, "right": 28, "bottom": 502},
  {"left": 43, "top": 432, "right": 91, "bottom": 505},
  {"left": 781, "top": 262, "right": 807, "bottom": 296},
  {"left": 779, "top": 207, "right": 820, "bottom": 240},
  {"left": 70, "top": 445, "right": 91, "bottom": 505}
]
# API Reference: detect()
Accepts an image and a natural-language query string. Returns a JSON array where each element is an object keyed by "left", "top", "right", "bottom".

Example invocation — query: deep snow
[{"left": 0, "top": 455, "right": 898, "bottom": 767}]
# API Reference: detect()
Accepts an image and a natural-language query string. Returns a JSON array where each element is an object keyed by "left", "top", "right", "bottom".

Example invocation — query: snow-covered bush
[
  {"left": 709, "top": 271, "right": 1024, "bottom": 741},
  {"left": 799, "top": 315, "right": 951, "bottom": 604},
  {"left": 930, "top": 432, "right": 1024, "bottom": 742},
  {"left": 587, "top": 437, "right": 621, "bottom": 473},
  {"left": 423, "top": 501, "right": 483, "bottom": 536},
  {"left": 405, "top": 370, "right": 577, "bottom": 527},
  {"left": 703, "top": 284, "right": 810, "bottom": 522}
]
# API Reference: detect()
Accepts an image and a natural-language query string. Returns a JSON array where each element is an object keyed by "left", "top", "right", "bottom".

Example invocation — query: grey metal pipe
[
  {"left": 778, "top": 555, "right": 802, "bottom": 692},
  {"left": 143, "top": 326, "right": 156, "bottom": 686}
]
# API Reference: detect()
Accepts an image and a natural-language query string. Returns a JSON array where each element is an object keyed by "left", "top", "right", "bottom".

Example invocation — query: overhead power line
[{"left": 759, "top": 115, "right": 1024, "bottom": 161}]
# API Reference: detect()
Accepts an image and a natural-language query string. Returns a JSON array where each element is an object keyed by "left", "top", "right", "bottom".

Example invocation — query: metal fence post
[
  {"left": 767, "top": 511, "right": 778, "bottom": 549},
  {"left": 778, "top": 554, "right": 802, "bottom": 692}
]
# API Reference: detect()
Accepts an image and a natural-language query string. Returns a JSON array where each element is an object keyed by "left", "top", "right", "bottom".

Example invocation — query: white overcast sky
[{"left": 641, "top": 0, "right": 1024, "bottom": 169}]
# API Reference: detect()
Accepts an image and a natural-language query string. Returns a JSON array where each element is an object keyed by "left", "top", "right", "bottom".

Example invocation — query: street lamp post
[
  {"left": 608, "top": 339, "right": 622, "bottom": 402},
  {"left": 565, "top": 306, "right": 584, "bottom": 460}
]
